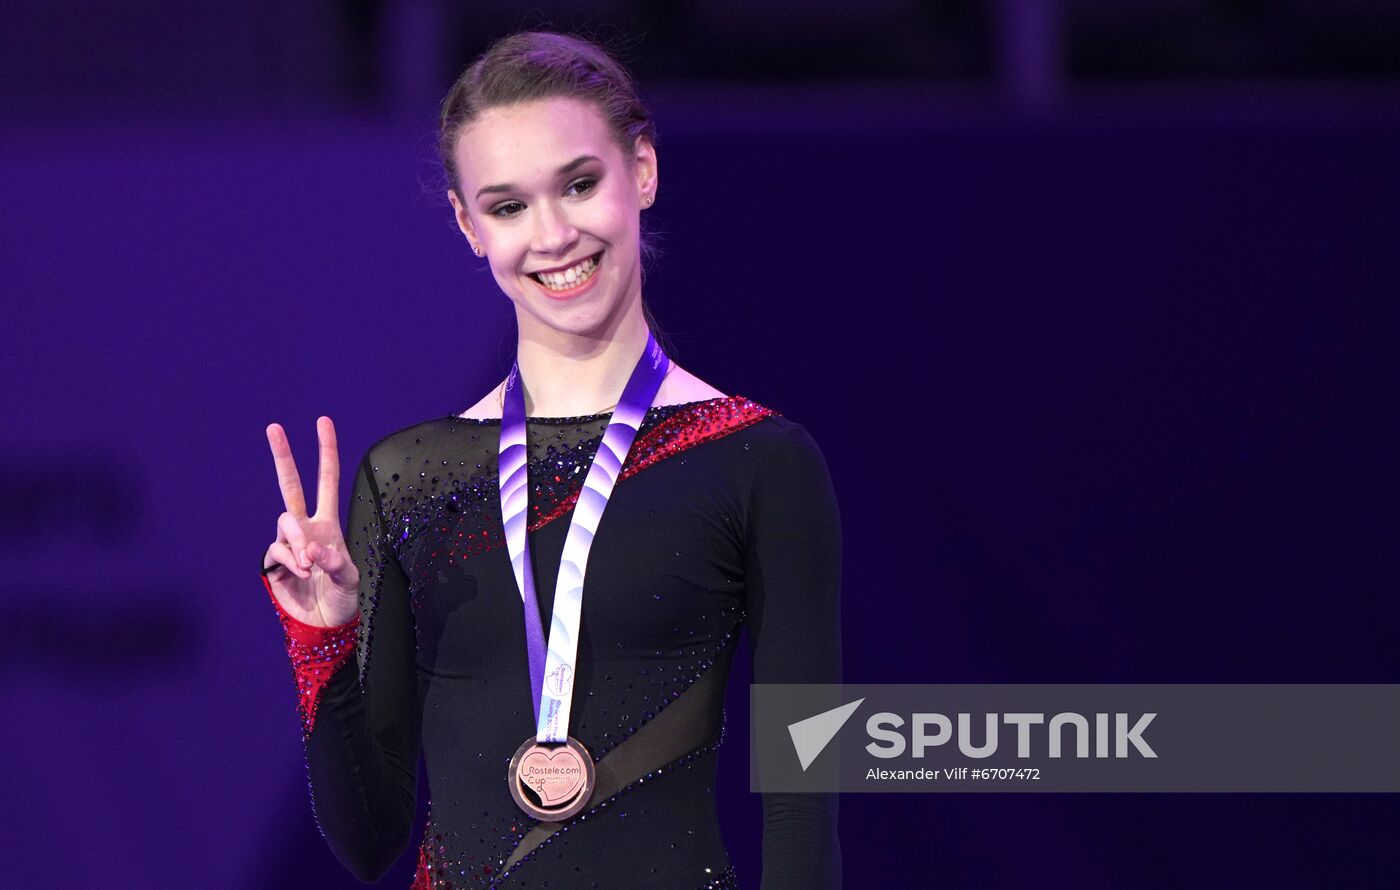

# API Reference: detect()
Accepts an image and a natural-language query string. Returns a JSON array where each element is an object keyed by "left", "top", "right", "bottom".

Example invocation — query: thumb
[{"left": 308, "top": 541, "right": 355, "bottom": 588}]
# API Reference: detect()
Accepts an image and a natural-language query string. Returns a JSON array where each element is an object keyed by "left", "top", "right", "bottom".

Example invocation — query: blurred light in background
[{"left": 3, "top": 1, "right": 1396, "bottom": 123}]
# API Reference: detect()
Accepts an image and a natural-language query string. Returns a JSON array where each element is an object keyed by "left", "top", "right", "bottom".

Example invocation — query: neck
[{"left": 512, "top": 299, "right": 652, "bottom": 417}]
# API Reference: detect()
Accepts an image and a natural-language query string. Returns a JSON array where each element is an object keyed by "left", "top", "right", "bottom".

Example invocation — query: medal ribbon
[{"left": 499, "top": 331, "right": 670, "bottom": 743}]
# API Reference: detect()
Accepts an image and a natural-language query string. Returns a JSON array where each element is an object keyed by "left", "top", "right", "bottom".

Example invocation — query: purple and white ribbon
[{"left": 498, "top": 332, "right": 671, "bottom": 743}]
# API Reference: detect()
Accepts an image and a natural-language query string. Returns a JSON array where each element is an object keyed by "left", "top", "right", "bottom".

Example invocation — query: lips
[
  {"left": 531, "top": 250, "right": 601, "bottom": 275},
  {"left": 527, "top": 250, "right": 604, "bottom": 300}
]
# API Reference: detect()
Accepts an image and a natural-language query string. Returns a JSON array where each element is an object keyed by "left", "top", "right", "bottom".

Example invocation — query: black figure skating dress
[{"left": 263, "top": 395, "right": 842, "bottom": 888}]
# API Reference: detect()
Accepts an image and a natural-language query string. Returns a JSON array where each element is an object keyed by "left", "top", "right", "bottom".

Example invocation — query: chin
[{"left": 516, "top": 298, "right": 614, "bottom": 340}]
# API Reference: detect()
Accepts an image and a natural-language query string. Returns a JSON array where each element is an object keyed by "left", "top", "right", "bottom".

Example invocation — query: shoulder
[
  {"left": 746, "top": 414, "right": 831, "bottom": 474},
  {"left": 351, "top": 413, "right": 484, "bottom": 518},
  {"left": 703, "top": 404, "right": 834, "bottom": 493},
  {"left": 360, "top": 413, "right": 462, "bottom": 468},
  {"left": 739, "top": 413, "right": 842, "bottom": 539},
  {"left": 660, "top": 393, "right": 825, "bottom": 460}
]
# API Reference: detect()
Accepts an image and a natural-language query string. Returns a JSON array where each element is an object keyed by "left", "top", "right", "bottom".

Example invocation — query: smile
[{"left": 529, "top": 251, "right": 603, "bottom": 298}]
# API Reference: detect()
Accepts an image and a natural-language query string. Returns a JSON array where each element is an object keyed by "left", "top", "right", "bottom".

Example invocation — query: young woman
[{"left": 261, "top": 31, "right": 842, "bottom": 889}]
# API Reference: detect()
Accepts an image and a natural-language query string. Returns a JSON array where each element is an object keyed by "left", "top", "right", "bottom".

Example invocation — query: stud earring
[
  {"left": 644, "top": 194, "right": 654, "bottom": 206},
  {"left": 474, "top": 246, "right": 482, "bottom": 256}
]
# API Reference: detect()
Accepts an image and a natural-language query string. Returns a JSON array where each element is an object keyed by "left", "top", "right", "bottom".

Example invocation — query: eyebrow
[{"left": 475, "top": 155, "right": 601, "bottom": 200}]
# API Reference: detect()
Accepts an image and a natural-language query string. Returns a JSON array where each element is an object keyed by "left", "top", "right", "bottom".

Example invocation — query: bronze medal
[{"left": 508, "top": 735, "right": 595, "bottom": 821}]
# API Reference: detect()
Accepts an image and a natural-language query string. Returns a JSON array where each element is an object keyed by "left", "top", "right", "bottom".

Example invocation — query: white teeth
[{"left": 535, "top": 254, "right": 598, "bottom": 291}]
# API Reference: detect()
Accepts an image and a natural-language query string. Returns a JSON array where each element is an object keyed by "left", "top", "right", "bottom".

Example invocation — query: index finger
[
  {"left": 314, "top": 415, "right": 340, "bottom": 521},
  {"left": 265, "top": 422, "right": 308, "bottom": 518}
]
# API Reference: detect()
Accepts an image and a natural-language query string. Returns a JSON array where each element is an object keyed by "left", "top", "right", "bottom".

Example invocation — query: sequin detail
[
  {"left": 530, "top": 396, "right": 775, "bottom": 531},
  {"left": 263, "top": 572, "right": 360, "bottom": 738},
  {"left": 390, "top": 396, "right": 777, "bottom": 571},
  {"left": 590, "top": 615, "right": 743, "bottom": 761},
  {"left": 700, "top": 865, "right": 742, "bottom": 889},
  {"left": 412, "top": 833, "right": 437, "bottom": 890},
  {"left": 414, "top": 811, "right": 520, "bottom": 888}
]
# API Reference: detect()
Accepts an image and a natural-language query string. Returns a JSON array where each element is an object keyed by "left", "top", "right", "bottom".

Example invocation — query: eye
[
  {"left": 566, "top": 177, "right": 598, "bottom": 197},
  {"left": 488, "top": 178, "right": 595, "bottom": 218}
]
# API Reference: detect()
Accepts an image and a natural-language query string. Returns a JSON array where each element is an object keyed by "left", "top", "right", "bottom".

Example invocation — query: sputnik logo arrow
[{"left": 787, "top": 698, "right": 865, "bottom": 771}]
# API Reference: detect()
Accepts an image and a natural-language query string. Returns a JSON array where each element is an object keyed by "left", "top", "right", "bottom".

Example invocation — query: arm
[
  {"left": 265, "top": 451, "right": 421, "bottom": 883},
  {"left": 744, "top": 420, "right": 844, "bottom": 890}
]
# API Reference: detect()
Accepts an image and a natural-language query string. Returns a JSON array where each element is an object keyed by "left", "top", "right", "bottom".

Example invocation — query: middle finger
[{"left": 314, "top": 416, "right": 340, "bottom": 522}]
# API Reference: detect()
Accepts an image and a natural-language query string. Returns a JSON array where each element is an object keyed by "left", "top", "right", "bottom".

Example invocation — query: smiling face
[{"left": 447, "top": 97, "right": 657, "bottom": 345}]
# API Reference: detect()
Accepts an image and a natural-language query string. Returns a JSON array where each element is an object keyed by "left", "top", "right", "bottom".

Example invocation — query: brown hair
[
  {"left": 439, "top": 31, "right": 673, "bottom": 354},
  {"left": 439, "top": 31, "right": 657, "bottom": 193}
]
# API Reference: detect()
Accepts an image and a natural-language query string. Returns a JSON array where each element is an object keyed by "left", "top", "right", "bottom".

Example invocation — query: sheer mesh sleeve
[
  {"left": 295, "top": 449, "right": 422, "bottom": 883},
  {"left": 744, "top": 419, "right": 844, "bottom": 889}
]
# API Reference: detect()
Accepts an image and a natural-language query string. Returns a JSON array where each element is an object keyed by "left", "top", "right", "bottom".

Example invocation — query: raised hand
[{"left": 263, "top": 416, "right": 361, "bottom": 628}]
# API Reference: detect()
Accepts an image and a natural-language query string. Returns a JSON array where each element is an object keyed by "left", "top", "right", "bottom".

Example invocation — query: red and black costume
[{"left": 265, "top": 396, "right": 842, "bottom": 888}]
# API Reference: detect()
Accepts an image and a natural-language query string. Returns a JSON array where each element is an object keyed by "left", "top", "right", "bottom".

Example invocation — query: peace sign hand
[{"left": 263, "top": 416, "right": 362, "bottom": 628}]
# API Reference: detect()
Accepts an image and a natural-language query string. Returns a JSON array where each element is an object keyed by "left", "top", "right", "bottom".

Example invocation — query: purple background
[{"left": 3, "top": 3, "right": 1398, "bottom": 888}]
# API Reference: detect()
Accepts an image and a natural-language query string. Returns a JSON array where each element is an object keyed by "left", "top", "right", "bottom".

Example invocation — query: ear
[
  {"left": 447, "top": 189, "right": 483, "bottom": 254},
  {"left": 633, "top": 135, "right": 658, "bottom": 206}
]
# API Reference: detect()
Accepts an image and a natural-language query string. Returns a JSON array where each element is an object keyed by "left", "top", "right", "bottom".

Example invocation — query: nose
[{"left": 531, "top": 199, "right": 579, "bottom": 257}]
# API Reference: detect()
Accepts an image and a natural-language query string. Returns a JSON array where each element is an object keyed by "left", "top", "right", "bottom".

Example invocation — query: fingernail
[{"left": 298, "top": 548, "right": 309, "bottom": 568}]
